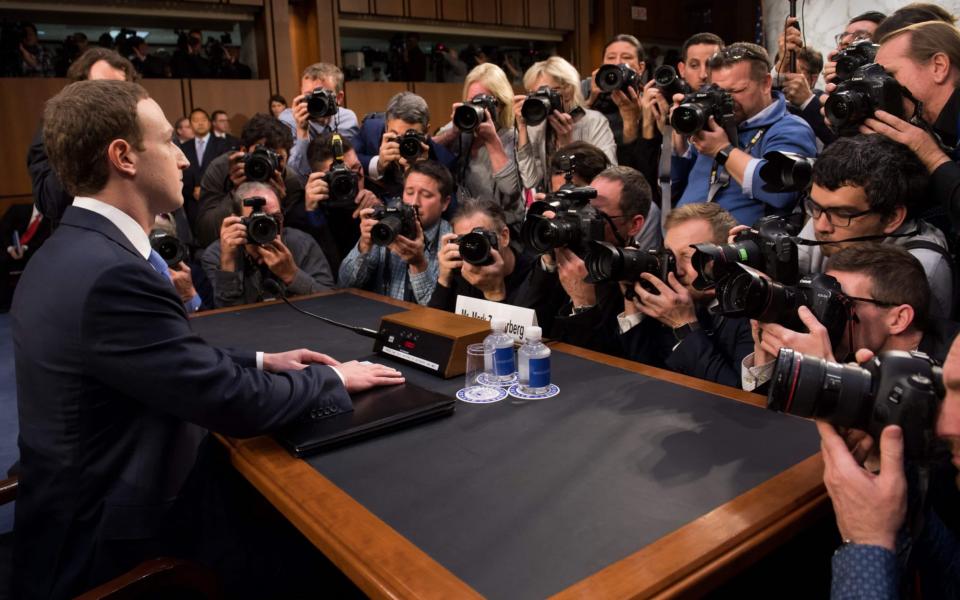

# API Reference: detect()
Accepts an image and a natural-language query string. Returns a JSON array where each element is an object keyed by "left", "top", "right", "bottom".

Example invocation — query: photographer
[
  {"left": 278, "top": 63, "right": 360, "bottom": 184},
  {"left": 432, "top": 63, "right": 524, "bottom": 227},
  {"left": 201, "top": 182, "right": 334, "bottom": 307},
  {"left": 618, "top": 203, "right": 752, "bottom": 387},
  {"left": 671, "top": 42, "right": 817, "bottom": 226},
  {"left": 354, "top": 92, "right": 457, "bottom": 201},
  {"left": 515, "top": 56, "right": 618, "bottom": 192},
  {"left": 337, "top": 160, "right": 453, "bottom": 304},
  {"left": 795, "top": 135, "right": 954, "bottom": 319},
  {"left": 580, "top": 34, "right": 646, "bottom": 149},
  {"left": 428, "top": 197, "right": 534, "bottom": 313}
]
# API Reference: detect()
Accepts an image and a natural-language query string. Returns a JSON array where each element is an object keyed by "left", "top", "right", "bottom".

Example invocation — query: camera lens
[
  {"left": 247, "top": 215, "right": 278, "bottom": 245},
  {"left": 767, "top": 348, "right": 873, "bottom": 426},
  {"left": 399, "top": 136, "right": 422, "bottom": 160},
  {"left": 825, "top": 90, "right": 870, "bottom": 130},
  {"left": 453, "top": 104, "right": 484, "bottom": 131},
  {"left": 584, "top": 243, "right": 623, "bottom": 282},
  {"left": 530, "top": 215, "right": 577, "bottom": 253},
  {"left": 522, "top": 97, "right": 551, "bottom": 126},
  {"left": 671, "top": 104, "right": 707, "bottom": 135},
  {"left": 596, "top": 64, "right": 624, "bottom": 93},
  {"left": 327, "top": 170, "right": 358, "bottom": 206},
  {"left": 458, "top": 232, "right": 493, "bottom": 266},
  {"left": 371, "top": 214, "right": 402, "bottom": 246},
  {"left": 306, "top": 89, "right": 337, "bottom": 119},
  {"left": 244, "top": 156, "right": 272, "bottom": 182}
]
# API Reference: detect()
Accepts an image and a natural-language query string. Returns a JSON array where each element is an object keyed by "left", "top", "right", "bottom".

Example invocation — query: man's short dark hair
[
  {"left": 549, "top": 142, "right": 610, "bottom": 184},
  {"left": 798, "top": 47, "right": 824, "bottom": 75},
  {"left": 849, "top": 11, "right": 888, "bottom": 26},
  {"left": 604, "top": 34, "right": 646, "bottom": 62},
  {"left": 269, "top": 94, "right": 287, "bottom": 106},
  {"left": 307, "top": 132, "right": 355, "bottom": 170},
  {"left": 240, "top": 113, "right": 294, "bottom": 152},
  {"left": 681, "top": 32, "right": 725, "bottom": 63},
  {"left": 874, "top": 4, "right": 957, "bottom": 41},
  {"left": 211, "top": 110, "right": 227, "bottom": 121},
  {"left": 826, "top": 243, "right": 930, "bottom": 331},
  {"left": 66, "top": 47, "right": 136, "bottom": 82},
  {"left": 405, "top": 160, "right": 454, "bottom": 200},
  {"left": 451, "top": 197, "right": 507, "bottom": 231},
  {"left": 811, "top": 135, "right": 928, "bottom": 218},
  {"left": 593, "top": 166, "right": 652, "bottom": 221},
  {"left": 190, "top": 108, "right": 210, "bottom": 120},
  {"left": 707, "top": 42, "right": 771, "bottom": 81}
]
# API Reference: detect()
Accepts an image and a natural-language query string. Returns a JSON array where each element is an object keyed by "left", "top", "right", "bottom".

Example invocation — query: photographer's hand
[
  {"left": 555, "top": 247, "right": 596, "bottom": 308},
  {"left": 291, "top": 94, "right": 311, "bottom": 140},
  {"left": 756, "top": 306, "right": 835, "bottom": 362},
  {"left": 640, "top": 80, "right": 669, "bottom": 138},
  {"left": 437, "top": 233, "right": 462, "bottom": 287},
  {"left": 612, "top": 87, "right": 641, "bottom": 144},
  {"left": 305, "top": 171, "right": 329, "bottom": 211},
  {"left": 379, "top": 133, "right": 401, "bottom": 168},
  {"left": 270, "top": 169, "right": 287, "bottom": 201},
  {"left": 632, "top": 272, "right": 698, "bottom": 328},
  {"left": 227, "top": 151, "right": 247, "bottom": 187},
  {"left": 389, "top": 218, "right": 427, "bottom": 273},
  {"left": 169, "top": 262, "right": 198, "bottom": 303},
  {"left": 782, "top": 72, "right": 814, "bottom": 108},
  {"left": 669, "top": 93, "right": 689, "bottom": 155},
  {"left": 775, "top": 17, "right": 803, "bottom": 74},
  {"left": 357, "top": 207, "right": 377, "bottom": 255},
  {"left": 513, "top": 95, "right": 528, "bottom": 146},
  {"left": 352, "top": 189, "right": 381, "bottom": 220},
  {"left": 862, "top": 110, "right": 952, "bottom": 174},
  {"left": 258, "top": 238, "right": 298, "bottom": 285},
  {"left": 461, "top": 249, "right": 507, "bottom": 301},
  {"left": 548, "top": 111, "right": 575, "bottom": 147},
  {"left": 751, "top": 319, "right": 775, "bottom": 366},
  {"left": 219, "top": 216, "right": 247, "bottom": 272}
]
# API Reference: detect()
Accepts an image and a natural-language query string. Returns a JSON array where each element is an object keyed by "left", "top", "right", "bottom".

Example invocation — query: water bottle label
[
  {"left": 529, "top": 357, "right": 550, "bottom": 387},
  {"left": 494, "top": 346, "right": 515, "bottom": 376}
]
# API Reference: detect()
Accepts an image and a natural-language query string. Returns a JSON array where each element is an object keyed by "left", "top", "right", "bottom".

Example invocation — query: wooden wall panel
[
  {"left": 0, "top": 78, "right": 66, "bottom": 199},
  {"left": 554, "top": 0, "right": 576, "bottom": 30},
  {"left": 527, "top": 0, "right": 551, "bottom": 28},
  {"left": 374, "top": 0, "right": 404, "bottom": 16},
  {"left": 189, "top": 79, "right": 272, "bottom": 134},
  {"left": 409, "top": 0, "right": 437, "bottom": 19},
  {"left": 344, "top": 81, "right": 408, "bottom": 122},
  {"left": 470, "top": 0, "right": 497, "bottom": 24},
  {"left": 500, "top": 0, "right": 524, "bottom": 26},
  {"left": 440, "top": 0, "right": 468, "bottom": 20},
  {"left": 411, "top": 83, "right": 462, "bottom": 132},
  {"left": 339, "top": 0, "right": 369, "bottom": 12},
  {"left": 140, "top": 79, "right": 188, "bottom": 125}
]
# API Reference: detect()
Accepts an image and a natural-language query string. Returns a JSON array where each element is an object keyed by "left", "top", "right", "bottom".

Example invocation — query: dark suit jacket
[
  {"left": 179, "top": 135, "right": 231, "bottom": 178},
  {"left": 26, "top": 125, "right": 72, "bottom": 225},
  {"left": 12, "top": 206, "right": 351, "bottom": 599},
  {"left": 787, "top": 91, "right": 836, "bottom": 147}
]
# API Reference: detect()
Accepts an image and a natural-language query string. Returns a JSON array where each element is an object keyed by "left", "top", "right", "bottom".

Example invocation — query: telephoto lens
[
  {"left": 584, "top": 241, "right": 676, "bottom": 294},
  {"left": 653, "top": 65, "right": 692, "bottom": 99},
  {"left": 759, "top": 151, "right": 815, "bottom": 194}
]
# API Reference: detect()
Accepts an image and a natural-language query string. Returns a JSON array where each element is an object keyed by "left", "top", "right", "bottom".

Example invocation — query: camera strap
[
  {"left": 707, "top": 126, "right": 768, "bottom": 204},
  {"left": 790, "top": 225, "right": 923, "bottom": 246},
  {"left": 659, "top": 127, "right": 673, "bottom": 229}
]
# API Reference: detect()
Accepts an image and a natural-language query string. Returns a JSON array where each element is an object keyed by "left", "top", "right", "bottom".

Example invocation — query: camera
[
  {"left": 716, "top": 268, "right": 849, "bottom": 346},
  {"left": 522, "top": 85, "right": 564, "bottom": 126},
  {"left": 149, "top": 230, "right": 188, "bottom": 268},
  {"left": 691, "top": 215, "right": 801, "bottom": 289},
  {"left": 397, "top": 130, "right": 427, "bottom": 161},
  {"left": 454, "top": 227, "right": 500, "bottom": 266},
  {"left": 324, "top": 133, "right": 359, "bottom": 209},
  {"left": 833, "top": 40, "right": 880, "bottom": 84},
  {"left": 304, "top": 88, "right": 338, "bottom": 119},
  {"left": 370, "top": 203, "right": 419, "bottom": 246},
  {"left": 824, "top": 63, "right": 907, "bottom": 136},
  {"left": 670, "top": 84, "right": 736, "bottom": 135},
  {"left": 241, "top": 197, "right": 280, "bottom": 246},
  {"left": 768, "top": 349, "right": 944, "bottom": 460},
  {"left": 521, "top": 190, "right": 604, "bottom": 256},
  {"left": 595, "top": 63, "right": 640, "bottom": 94},
  {"left": 653, "top": 65, "right": 692, "bottom": 100},
  {"left": 242, "top": 147, "right": 280, "bottom": 183},
  {"left": 759, "top": 151, "right": 816, "bottom": 194},
  {"left": 453, "top": 94, "right": 499, "bottom": 132},
  {"left": 585, "top": 242, "right": 677, "bottom": 295}
]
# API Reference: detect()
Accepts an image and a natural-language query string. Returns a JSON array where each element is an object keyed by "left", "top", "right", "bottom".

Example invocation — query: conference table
[{"left": 191, "top": 289, "right": 828, "bottom": 599}]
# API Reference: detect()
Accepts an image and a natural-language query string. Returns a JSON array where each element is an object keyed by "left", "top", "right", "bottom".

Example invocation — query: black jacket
[{"left": 428, "top": 251, "right": 535, "bottom": 313}]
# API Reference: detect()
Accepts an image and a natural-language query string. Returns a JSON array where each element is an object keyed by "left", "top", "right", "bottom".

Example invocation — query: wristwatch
[
  {"left": 715, "top": 144, "right": 735, "bottom": 166},
  {"left": 673, "top": 321, "right": 701, "bottom": 342}
]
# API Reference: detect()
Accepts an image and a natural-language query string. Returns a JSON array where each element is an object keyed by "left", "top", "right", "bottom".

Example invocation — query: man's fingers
[
  {"left": 877, "top": 425, "right": 905, "bottom": 480},
  {"left": 796, "top": 305, "right": 825, "bottom": 333},
  {"left": 639, "top": 272, "right": 671, "bottom": 296},
  {"left": 301, "top": 350, "right": 340, "bottom": 366},
  {"left": 854, "top": 348, "right": 875, "bottom": 364}
]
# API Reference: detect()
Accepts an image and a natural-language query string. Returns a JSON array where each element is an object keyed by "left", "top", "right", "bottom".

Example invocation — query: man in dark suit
[
  {"left": 179, "top": 108, "right": 230, "bottom": 177},
  {"left": 12, "top": 79, "right": 405, "bottom": 599},
  {"left": 211, "top": 109, "right": 241, "bottom": 150}
]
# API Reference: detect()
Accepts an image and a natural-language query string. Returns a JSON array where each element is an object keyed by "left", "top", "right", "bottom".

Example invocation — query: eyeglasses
[
  {"left": 834, "top": 30, "right": 873, "bottom": 48},
  {"left": 844, "top": 295, "right": 899, "bottom": 308},
  {"left": 803, "top": 197, "right": 875, "bottom": 228}
]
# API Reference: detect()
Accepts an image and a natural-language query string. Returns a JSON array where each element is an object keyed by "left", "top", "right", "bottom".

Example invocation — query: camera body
[
  {"left": 833, "top": 40, "right": 880, "bottom": 83},
  {"left": 149, "top": 230, "right": 188, "bottom": 268},
  {"left": 522, "top": 85, "right": 564, "bottom": 126},
  {"left": 521, "top": 190, "right": 605, "bottom": 257},
  {"left": 304, "top": 88, "right": 338, "bottom": 119},
  {"left": 585, "top": 241, "right": 677, "bottom": 295},
  {"left": 454, "top": 227, "right": 500, "bottom": 266},
  {"left": 824, "top": 63, "right": 906, "bottom": 136},
  {"left": 453, "top": 94, "right": 499, "bottom": 132},
  {"left": 370, "top": 203, "right": 419, "bottom": 246},
  {"left": 595, "top": 63, "right": 640, "bottom": 94},
  {"left": 323, "top": 134, "right": 359, "bottom": 209},
  {"left": 241, "top": 196, "right": 280, "bottom": 246},
  {"left": 670, "top": 84, "right": 735, "bottom": 135},
  {"left": 691, "top": 215, "right": 800, "bottom": 289},
  {"left": 397, "top": 130, "right": 427, "bottom": 161},
  {"left": 768, "top": 349, "right": 944, "bottom": 460},
  {"left": 653, "top": 65, "right": 692, "bottom": 100},
  {"left": 242, "top": 147, "right": 280, "bottom": 182}
]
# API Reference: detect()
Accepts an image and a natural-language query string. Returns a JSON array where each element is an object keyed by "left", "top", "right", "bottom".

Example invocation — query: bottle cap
[
  {"left": 490, "top": 318, "right": 507, "bottom": 331},
  {"left": 525, "top": 326, "right": 542, "bottom": 341}
]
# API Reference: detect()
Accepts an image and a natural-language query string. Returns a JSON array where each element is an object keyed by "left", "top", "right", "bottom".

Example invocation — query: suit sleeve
[
  {"left": 27, "top": 126, "right": 73, "bottom": 223},
  {"left": 664, "top": 316, "right": 753, "bottom": 387},
  {"left": 747, "top": 119, "right": 818, "bottom": 211},
  {"left": 81, "top": 264, "right": 351, "bottom": 437},
  {"left": 195, "top": 160, "right": 235, "bottom": 249}
]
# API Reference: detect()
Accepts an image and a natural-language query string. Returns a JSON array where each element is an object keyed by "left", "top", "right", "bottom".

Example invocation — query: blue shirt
[{"left": 278, "top": 106, "right": 360, "bottom": 184}]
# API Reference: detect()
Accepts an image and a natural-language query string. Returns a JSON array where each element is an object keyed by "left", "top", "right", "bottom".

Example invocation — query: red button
[{"left": 402, "top": 341, "right": 416, "bottom": 349}]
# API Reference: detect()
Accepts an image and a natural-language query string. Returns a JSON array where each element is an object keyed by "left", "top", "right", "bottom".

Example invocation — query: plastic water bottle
[
  {"left": 484, "top": 318, "right": 516, "bottom": 383},
  {"left": 518, "top": 326, "right": 551, "bottom": 395}
]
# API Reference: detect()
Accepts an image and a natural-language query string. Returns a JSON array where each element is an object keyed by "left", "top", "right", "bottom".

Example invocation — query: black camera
[
  {"left": 324, "top": 134, "right": 359, "bottom": 209},
  {"left": 653, "top": 65, "right": 692, "bottom": 100},
  {"left": 149, "top": 230, "right": 188, "bottom": 268},
  {"left": 691, "top": 215, "right": 800, "bottom": 289},
  {"left": 521, "top": 188, "right": 605, "bottom": 256},
  {"left": 370, "top": 203, "right": 419, "bottom": 246},
  {"left": 453, "top": 94, "right": 499, "bottom": 132},
  {"left": 595, "top": 63, "right": 640, "bottom": 93},
  {"left": 585, "top": 242, "right": 677, "bottom": 295},
  {"left": 759, "top": 151, "right": 816, "bottom": 194},
  {"left": 716, "top": 268, "right": 849, "bottom": 346},
  {"left": 670, "top": 84, "right": 736, "bottom": 135},
  {"left": 397, "top": 130, "right": 427, "bottom": 160},
  {"left": 241, "top": 197, "right": 280, "bottom": 246},
  {"left": 304, "top": 88, "right": 338, "bottom": 119},
  {"left": 242, "top": 147, "right": 280, "bottom": 183},
  {"left": 522, "top": 85, "right": 564, "bottom": 126},
  {"left": 824, "top": 63, "right": 907, "bottom": 136},
  {"left": 454, "top": 227, "right": 499, "bottom": 266},
  {"left": 768, "top": 349, "right": 944, "bottom": 460},
  {"left": 833, "top": 40, "right": 880, "bottom": 84}
]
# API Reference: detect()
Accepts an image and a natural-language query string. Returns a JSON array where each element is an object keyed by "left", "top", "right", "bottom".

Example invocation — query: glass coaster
[
  {"left": 507, "top": 383, "right": 560, "bottom": 400},
  {"left": 456, "top": 385, "right": 509, "bottom": 404}
]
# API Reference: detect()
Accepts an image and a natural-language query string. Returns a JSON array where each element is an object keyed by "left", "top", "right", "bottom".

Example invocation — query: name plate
[{"left": 455, "top": 296, "right": 537, "bottom": 342}]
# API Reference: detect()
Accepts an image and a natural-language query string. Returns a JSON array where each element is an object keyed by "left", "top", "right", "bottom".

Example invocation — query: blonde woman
[
  {"left": 433, "top": 63, "right": 524, "bottom": 226},
  {"left": 514, "top": 56, "right": 617, "bottom": 191}
]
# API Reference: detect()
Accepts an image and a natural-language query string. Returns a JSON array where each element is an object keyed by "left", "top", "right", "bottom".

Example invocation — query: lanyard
[{"left": 707, "top": 126, "right": 768, "bottom": 203}]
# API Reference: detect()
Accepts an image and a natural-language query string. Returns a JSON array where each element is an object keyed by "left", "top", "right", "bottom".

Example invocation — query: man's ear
[
  {"left": 628, "top": 214, "right": 644, "bottom": 239},
  {"left": 882, "top": 205, "right": 908, "bottom": 234},
  {"left": 886, "top": 303, "right": 915, "bottom": 336},
  {"left": 107, "top": 138, "right": 136, "bottom": 177},
  {"left": 442, "top": 195, "right": 451, "bottom": 213},
  {"left": 499, "top": 225, "right": 510, "bottom": 249}
]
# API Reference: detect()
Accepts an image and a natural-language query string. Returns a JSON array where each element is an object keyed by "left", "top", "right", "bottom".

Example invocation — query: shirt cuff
[
  {"left": 798, "top": 93, "right": 816, "bottom": 111},
  {"left": 831, "top": 543, "right": 898, "bottom": 599},
  {"left": 617, "top": 310, "right": 644, "bottom": 334},
  {"left": 184, "top": 294, "right": 202, "bottom": 313},
  {"left": 330, "top": 366, "right": 346, "bottom": 386},
  {"left": 256, "top": 351, "right": 264, "bottom": 370},
  {"left": 368, "top": 155, "right": 382, "bottom": 180},
  {"left": 540, "top": 256, "right": 557, "bottom": 273},
  {"left": 741, "top": 352, "right": 775, "bottom": 392},
  {"left": 741, "top": 157, "right": 761, "bottom": 198}
]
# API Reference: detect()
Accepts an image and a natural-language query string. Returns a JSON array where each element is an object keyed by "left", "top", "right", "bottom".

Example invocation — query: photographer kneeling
[{"left": 201, "top": 182, "right": 334, "bottom": 307}]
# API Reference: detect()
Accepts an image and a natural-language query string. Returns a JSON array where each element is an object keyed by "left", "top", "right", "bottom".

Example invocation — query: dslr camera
[
  {"left": 768, "top": 349, "right": 944, "bottom": 460},
  {"left": 585, "top": 242, "right": 677, "bottom": 295},
  {"left": 397, "top": 130, "right": 427, "bottom": 161},
  {"left": 521, "top": 192, "right": 604, "bottom": 257},
  {"left": 370, "top": 203, "right": 419, "bottom": 246},
  {"left": 759, "top": 151, "right": 816, "bottom": 194},
  {"left": 522, "top": 85, "right": 564, "bottom": 126},
  {"left": 303, "top": 88, "right": 338, "bottom": 119},
  {"left": 715, "top": 268, "right": 849, "bottom": 346},
  {"left": 833, "top": 40, "right": 880, "bottom": 84},
  {"left": 670, "top": 84, "right": 736, "bottom": 136},
  {"left": 691, "top": 215, "right": 801, "bottom": 289},
  {"left": 653, "top": 65, "right": 692, "bottom": 100},
  {"left": 824, "top": 63, "right": 907, "bottom": 136},
  {"left": 242, "top": 147, "right": 281, "bottom": 183},
  {"left": 454, "top": 228, "right": 499, "bottom": 266},
  {"left": 324, "top": 133, "right": 359, "bottom": 209},
  {"left": 242, "top": 197, "right": 280, "bottom": 246},
  {"left": 454, "top": 94, "right": 499, "bottom": 132},
  {"left": 149, "top": 230, "right": 188, "bottom": 268},
  {"left": 595, "top": 63, "right": 640, "bottom": 94}
]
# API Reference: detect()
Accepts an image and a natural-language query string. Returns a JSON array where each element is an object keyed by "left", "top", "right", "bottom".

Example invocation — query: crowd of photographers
[{"left": 17, "top": 4, "right": 960, "bottom": 594}]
